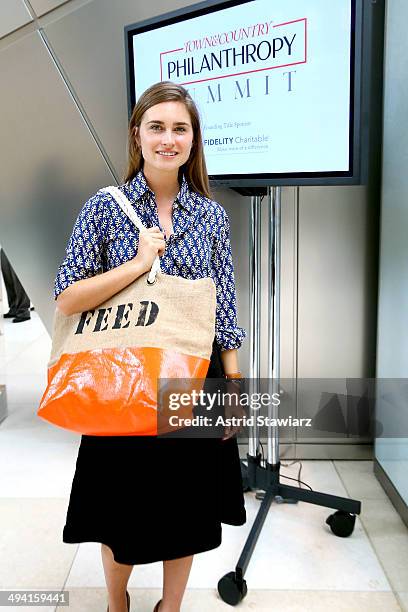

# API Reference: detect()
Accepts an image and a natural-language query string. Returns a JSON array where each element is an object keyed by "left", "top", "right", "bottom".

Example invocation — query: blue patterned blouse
[{"left": 54, "top": 170, "right": 246, "bottom": 351}]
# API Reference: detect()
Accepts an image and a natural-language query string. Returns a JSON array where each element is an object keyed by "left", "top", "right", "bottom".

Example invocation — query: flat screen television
[{"left": 125, "top": 0, "right": 381, "bottom": 187}]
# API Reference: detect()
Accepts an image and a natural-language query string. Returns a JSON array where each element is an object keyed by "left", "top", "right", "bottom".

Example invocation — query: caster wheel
[
  {"left": 326, "top": 510, "right": 356, "bottom": 537},
  {"left": 217, "top": 571, "right": 248, "bottom": 606}
]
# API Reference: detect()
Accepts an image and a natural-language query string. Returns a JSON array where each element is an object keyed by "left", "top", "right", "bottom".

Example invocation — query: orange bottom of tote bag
[{"left": 38, "top": 345, "right": 210, "bottom": 436}]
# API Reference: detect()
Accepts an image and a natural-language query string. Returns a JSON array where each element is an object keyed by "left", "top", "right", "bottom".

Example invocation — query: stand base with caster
[{"left": 218, "top": 454, "right": 361, "bottom": 606}]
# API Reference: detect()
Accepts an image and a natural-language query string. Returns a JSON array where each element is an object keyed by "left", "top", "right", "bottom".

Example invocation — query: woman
[{"left": 54, "top": 81, "right": 247, "bottom": 612}]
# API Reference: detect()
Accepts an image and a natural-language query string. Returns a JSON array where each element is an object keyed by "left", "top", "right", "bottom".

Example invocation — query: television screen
[{"left": 126, "top": 0, "right": 362, "bottom": 186}]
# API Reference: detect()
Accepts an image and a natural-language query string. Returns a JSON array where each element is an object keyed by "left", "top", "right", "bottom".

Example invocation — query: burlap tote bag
[{"left": 37, "top": 186, "right": 216, "bottom": 436}]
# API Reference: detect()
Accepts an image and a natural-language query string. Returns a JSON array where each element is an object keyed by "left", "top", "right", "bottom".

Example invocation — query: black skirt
[{"left": 62, "top": 340, "right": 246, "bottom": 565}]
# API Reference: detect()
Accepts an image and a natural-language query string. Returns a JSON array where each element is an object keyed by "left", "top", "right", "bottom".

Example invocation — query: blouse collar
[{"left": 129, "top": 169, "right": 192, "bottom": 212}]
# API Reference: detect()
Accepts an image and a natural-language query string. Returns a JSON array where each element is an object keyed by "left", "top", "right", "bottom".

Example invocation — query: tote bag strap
[{"left": 100, "top": 185, "right": 160, "bottom": 285}]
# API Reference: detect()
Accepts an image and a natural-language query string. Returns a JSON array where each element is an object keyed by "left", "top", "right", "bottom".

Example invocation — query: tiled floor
[{"left": 0, "top": 311, "right": 407, "bottom": 611}]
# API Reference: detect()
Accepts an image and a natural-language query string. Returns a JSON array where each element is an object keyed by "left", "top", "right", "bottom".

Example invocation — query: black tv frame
[{"left": 125, "top": 0, "right": 383, "bottom": 187}]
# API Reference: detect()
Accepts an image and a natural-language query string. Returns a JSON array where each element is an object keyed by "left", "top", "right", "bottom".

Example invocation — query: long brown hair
[{"left": 124, "top": 81, "right": 211, "bottom": 199}]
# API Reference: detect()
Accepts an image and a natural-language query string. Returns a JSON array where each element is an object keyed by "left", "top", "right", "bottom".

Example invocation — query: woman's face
[{"left": 136, "top": 101, "right": 194, "bottom": 175}]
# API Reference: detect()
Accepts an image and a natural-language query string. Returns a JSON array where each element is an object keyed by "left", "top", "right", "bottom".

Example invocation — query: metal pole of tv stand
[{"left": 217, "top": 186, "right": 362, "bottom": 607}]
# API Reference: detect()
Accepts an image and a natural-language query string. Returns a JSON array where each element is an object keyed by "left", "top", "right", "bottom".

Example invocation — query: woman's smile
[{"left": 156, "top": 151, "right": 178, "bottom": 157}]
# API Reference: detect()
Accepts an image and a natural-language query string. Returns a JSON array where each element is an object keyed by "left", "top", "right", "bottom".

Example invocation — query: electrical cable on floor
[{"left": 281, "top": 458, "right": 314, "bottom": 491}]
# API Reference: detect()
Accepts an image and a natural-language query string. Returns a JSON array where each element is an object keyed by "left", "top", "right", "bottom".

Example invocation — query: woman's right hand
[{"left": 133, "top": 226, "right": 166, "bottom": 274}]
